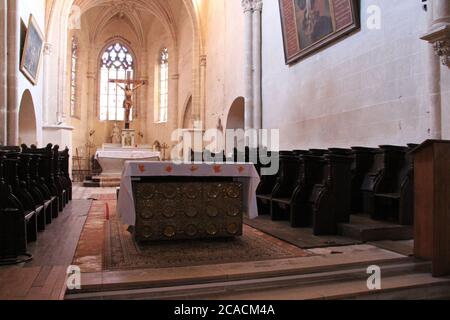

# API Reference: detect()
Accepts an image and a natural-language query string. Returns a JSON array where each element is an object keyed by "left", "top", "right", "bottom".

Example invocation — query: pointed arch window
[
  {"left": 158, "top": 48, "right": 169, "bottom": 123},
  {"left": 99, "top": 42, "right": 134, "bottom": 121},
  {"left": 70, "top": 36, "right": 79, "bottom": 118}
]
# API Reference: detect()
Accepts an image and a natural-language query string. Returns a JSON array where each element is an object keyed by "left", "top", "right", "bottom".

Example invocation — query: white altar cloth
[
  {"left": 95, "top": 150, "right": 161, "bottom": 160},
  {"left": 95, "top": 150, "right": 161, "bottom": 176},
  {"left": 117, "top": 161, "right": 261, "bottom": 226}
]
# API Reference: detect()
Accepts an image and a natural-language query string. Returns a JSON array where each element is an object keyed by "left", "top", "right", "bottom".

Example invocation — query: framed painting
[
  {"left": 20, "top": 15, "right": 44, "bottom": 85},
  {"left": 279, "top": 0, "right": 360, "bottom": 64}
]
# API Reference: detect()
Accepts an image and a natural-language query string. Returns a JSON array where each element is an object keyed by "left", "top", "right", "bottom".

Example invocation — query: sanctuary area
[{"left": 0, "top": 0, "right": 450, "bottom": 301}]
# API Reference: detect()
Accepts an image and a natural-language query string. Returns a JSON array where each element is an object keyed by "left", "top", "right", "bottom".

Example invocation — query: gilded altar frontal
[
  {"left": 1, "top": 0, "right": 450, "bottom": 308},
  {"left": 133, "top": 180, "right": 244, "bottom": 242}
]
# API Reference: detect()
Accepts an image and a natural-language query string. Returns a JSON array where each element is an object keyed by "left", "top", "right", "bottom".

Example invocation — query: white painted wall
[
  {"left": 204, "top": 0, "right": 245, "bottom": 130},
  {"left": 18, "top": 0, "right": 46, "bottom": 145},
  {"left": 262, "top": 0, "right": 431, "bottom": 150}
]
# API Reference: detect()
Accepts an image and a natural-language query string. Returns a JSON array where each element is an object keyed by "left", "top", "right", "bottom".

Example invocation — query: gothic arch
[
  {"left": 181, "top": 94, "right": 193, "bottom": 129},
  {"left": 18, "top": 90, "right": 37, "bottom": 146},
  {"left": 226, "top": 97, "right": 245, "bottom": 130}
]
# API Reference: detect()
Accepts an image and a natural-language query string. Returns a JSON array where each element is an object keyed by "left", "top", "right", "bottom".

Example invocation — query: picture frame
[
  {"left": 279, "top": 0, "right": 360, "bottom": 65},
  {"left": 20, "top": 14, "right": 44, "bottom": 85}
]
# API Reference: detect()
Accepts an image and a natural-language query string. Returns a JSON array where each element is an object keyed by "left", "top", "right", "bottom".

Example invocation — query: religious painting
[
  {"left": 20, "top": 15, "right": 44, "bottom": 85},
  {"left": 279, "top": 0, "right": 360, "bottom": 64}
]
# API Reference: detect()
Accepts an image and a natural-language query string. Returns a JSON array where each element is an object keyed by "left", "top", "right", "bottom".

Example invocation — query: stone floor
[
  {"left": 1, "top": 185, "right": 448, "bottom": 300},
  {"left": 73, "top": 183, "right": 117, "bottom": 200}
]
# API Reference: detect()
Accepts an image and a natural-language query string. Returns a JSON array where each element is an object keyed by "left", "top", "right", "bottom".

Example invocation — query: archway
[
  {"left": 225, "top": 97, "right": 245, "bottom": 153},
  {"left": 18, "top": 90, "right": 37, "bottom": 146},
  {"left": 226, "top": 97, "right": 245, "bottom": 130},
  {"left": 182, "top": 95, "right": 193, "bottom": 128}
]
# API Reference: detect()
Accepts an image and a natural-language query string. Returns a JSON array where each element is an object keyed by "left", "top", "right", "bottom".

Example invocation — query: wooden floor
[{"left": 0, "top": 186, "right": 95, "bottom": 300}]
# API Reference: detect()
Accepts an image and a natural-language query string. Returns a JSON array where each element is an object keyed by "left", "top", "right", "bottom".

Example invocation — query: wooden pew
[
  {"left": 373, "top": 144, "right": 417, "bottom": 225},
  {"left": 1, "top": 149, "right": 41, "bottom": 239},
  {"left": 310, "top": 150, "right": 354, "bottom": 235},
  {"left": 59, "top": 147, "right": 72, "bottom": 202},
  {"left": 22, "top": 144, "right": 61, "bottom": 216},
  {"left": 52, "top": 145, "right": 68, "bottom": 207},
  {"left": 22, "top": 149, "right": 57, "bottom": 223},
  {"left": 361, "top": 145, "right": 408, "bottom": 220},
  {"left": 290, "top": 151, "right": 328, "bottom": 227},
  {"left": 350, "top": 147, "right": 378, "bottom": 214},
  {"left": 270, "top": 151, "right": 304, "bottom": 221},
  {"left": 0, "top": 151, "right": 28, "bottom": 257},
  {"left": 19, "top": 153, "right": 51, "bottom": 231},
  {"left": 255, "top": 151, "right": 279, "bottom": 215}
]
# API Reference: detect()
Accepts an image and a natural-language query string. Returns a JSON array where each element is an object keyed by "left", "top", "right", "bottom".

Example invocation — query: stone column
[
  {"left": 199, "top": 54, "right": 207, "bottom": 129},
  {"left": 426, "top": 0, "right": 443, "bottom": 139},
  {"left": 252, "top": 0, "right": 263, "bottom": 130},
  {"left": 138, "top": 50, "right": 149, "bottom": 144},
  {"left": 42, "top": 43, "right": 53, "bottom": 125},
  {"left": 432, "top": 0, "right": 450, "bottom": 28},
  {"left": 242, "top": 0, "right": 254, "bottom": 130},
  {"left": 171, "top": 73, "right": 180, "bottom": 131},
  {"left": 6, "top": 0, "right": 19, "bottom": 145},
  {"left": 421, "top": 0, "right": 450, "bottom": 139},
  {"left": 0, "top": 0, "right": 7, "bottom": 145}
]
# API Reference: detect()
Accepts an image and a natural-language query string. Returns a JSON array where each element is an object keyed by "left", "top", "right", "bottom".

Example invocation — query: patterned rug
[{"left": 73, "top": 195, "right": 311, "bottom": 273}]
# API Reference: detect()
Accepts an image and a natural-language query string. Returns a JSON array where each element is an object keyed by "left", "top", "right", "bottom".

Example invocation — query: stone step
[
  {"left": 65, "top": 247, "right": 414, "bottom": 299},
  {"left": 338, "top": 214, "right": 413, "bottom": 242},
  {"left": 65, "top": 259, "right": 450, "bottom": 300}
]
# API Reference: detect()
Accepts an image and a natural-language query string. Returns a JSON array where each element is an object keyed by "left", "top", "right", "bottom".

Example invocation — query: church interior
[{"left": 1, "top": 0, "right": 450, "bottom": 301}]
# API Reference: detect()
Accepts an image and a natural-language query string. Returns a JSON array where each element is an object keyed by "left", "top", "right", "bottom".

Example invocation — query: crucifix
[{"left": 109, "top": 71, "right": 148, "bottom": 129}]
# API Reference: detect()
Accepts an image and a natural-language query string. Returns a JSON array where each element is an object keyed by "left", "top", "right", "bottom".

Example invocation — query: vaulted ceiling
[{"left": 72, "top": 0, "right": 180, "bottom": 46}]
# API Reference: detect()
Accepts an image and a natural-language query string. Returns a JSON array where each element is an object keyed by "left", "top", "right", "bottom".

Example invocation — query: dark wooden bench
[
  {"left": 59, "top": 147, "right": 73, "bottom": 202},
  {"left": 373, "top": 144, "right": 418, "bottom": 225},
  {"left": 270, "top": 151, "right": 305, "bottom": 221},
  {"left": 350, "top": 147, "right": 378, "bottom": 214},
  {"left": 2, "top": 149, "right": 41, "bottom": 240},
  {"left": 361, "top": 145, "right": 408, "bottom": 220},
  {"left": 22, "top": 144, "right": 62, "bottom": 216},
  {"left": 310, "top": 150, "right": 354, "bottom": 235},
  {"left": 290, "top": 152, "right": 328, "bottom": 227},
  {"left": 0, "top": 151, "right": 29, "bottom": 257}
]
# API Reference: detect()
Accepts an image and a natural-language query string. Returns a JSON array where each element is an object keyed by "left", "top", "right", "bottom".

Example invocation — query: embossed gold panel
[{"left": 133, "top": 180, "right": 243, "bottom": 242}]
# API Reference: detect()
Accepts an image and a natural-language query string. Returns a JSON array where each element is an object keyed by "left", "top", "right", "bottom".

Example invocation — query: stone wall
[
  {"left": 204, "top": 0, "right": 245, "bottom": 130},
  {"left": 261, "top": 0, "right": 431, "bottom": 149},
  {"left": 17, "top": 0, "right": 46, "bottom": 146}
]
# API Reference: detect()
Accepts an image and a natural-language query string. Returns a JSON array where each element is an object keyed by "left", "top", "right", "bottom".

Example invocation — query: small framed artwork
[
  {"left": 20, "top": 14, "right": 44, "bottom": 85},
  {"left": 279, "top": 0, "right": 360, "bottom": 65}
]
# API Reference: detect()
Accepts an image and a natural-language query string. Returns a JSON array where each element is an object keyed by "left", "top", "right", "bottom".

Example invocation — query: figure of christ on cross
[{"left": 109, "top": 72, "right": 148, "bottom": 126}]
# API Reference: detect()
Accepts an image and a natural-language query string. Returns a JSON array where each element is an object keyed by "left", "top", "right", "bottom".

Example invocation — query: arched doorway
[
  {"left": 182, "top": 95, "right": 193, "bottom": 129},
  {"left": 225, "top": 97, "right": 245, "bottom": 152},
  {"left": 18, "top": 90, "right": 37, "bottom": 146},
  {"left": 226, "top": 97, "right": 245, "bottom": 130}
]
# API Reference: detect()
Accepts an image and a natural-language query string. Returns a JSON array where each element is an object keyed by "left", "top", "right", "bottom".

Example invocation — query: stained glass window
[
  {"left": 158, "top": 48, "right": 169, "bottom": 123},
  {"left": 99, "top": 43, "right": 134, "bottom": 121}
]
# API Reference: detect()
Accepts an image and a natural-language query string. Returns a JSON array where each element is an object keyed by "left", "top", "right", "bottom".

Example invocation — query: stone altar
[
  {"left": 96, "top": 144, "right": 161, "bottom": 177},
  {"left": 117, "top": 161, "right": 261, "bottom": 241}
]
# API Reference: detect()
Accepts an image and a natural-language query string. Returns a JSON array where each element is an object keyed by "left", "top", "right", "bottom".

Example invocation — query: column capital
[
  {"left": 253, "top": 0, "right": 263, "bottom": 12},
  {"left": 242, "top": 0, "right": 263, "bottom": 13},
  {"left": 421, "top": 24, "right": 450, "bottom": 67},
  {"left": 241, "top": 0, "right": 253, "bottom": 13}
]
